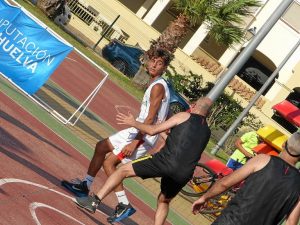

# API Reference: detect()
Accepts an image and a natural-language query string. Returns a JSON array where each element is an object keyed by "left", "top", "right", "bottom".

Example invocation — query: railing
[
  {"left": 191, "top": 48, "right": 224, "bottom": 76},
  {"left": 228, "top": 76, "right": 266, "bottom": 109},
  {"left": 68, "top": 0, "right": 129, "bottom": 43}
]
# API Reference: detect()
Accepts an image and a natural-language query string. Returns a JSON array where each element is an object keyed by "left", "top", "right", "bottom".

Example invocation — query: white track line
[
  {"left": 0, "top": 178, "right": 106, "bottom": 217},
  {"left": 30, "top": 202, "right": 86, "bottom": 225},
  {"left": 66, "top": 57, "right": 77, "bottom": 62}
]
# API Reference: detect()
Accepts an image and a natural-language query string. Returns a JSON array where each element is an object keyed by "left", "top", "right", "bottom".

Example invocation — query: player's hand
[
  {"left": 192, "top": 197, "right": 206, "bottom": 215},
  {"left": 121, "top": 142, "right": 137, "bottom": 157},
  {"left": 116, "top": 112, "right": 135, "bottom": 126}
]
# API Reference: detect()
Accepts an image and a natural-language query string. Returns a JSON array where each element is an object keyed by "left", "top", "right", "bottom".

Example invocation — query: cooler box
[
  {"left": 256, "top": 125, "right": 288, "bottom": 152},
  {"left": 204, "top": 159, "right": 233, "bottom": 176},
  {"left": 253, "top": 142, "right": 279, "bottom": 156}
]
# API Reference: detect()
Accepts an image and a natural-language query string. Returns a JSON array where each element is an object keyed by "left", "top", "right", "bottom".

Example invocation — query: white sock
[
  {"left": 84, "top": 175, "right": 94, "bottom": 189},
  {"left": 115, "top": 191, "right": 129, "bottom": 205}
]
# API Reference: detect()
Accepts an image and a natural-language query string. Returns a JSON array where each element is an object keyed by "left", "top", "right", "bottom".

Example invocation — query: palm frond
[
  {"left": 223, "top": 0, "right": 261, "bottom": 16},
  {"left": 207, "top": 0, "right": 261, "bottom": 46},
  {"left": 147, "top": 0, "right": 261, "bottom": 58},
  {"left": 172, "top": 0, "right": 217, "bottom": 26},
  {"left": 209, "top": 23, "right": 245, "bottom": 46},
  {"left": 215, "top": 0, "right": 261, "bottom": 24}
]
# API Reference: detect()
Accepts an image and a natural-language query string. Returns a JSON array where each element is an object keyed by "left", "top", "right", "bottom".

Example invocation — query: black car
[{"left": 102, "top": 39, "right": 144, "bottom": 78}]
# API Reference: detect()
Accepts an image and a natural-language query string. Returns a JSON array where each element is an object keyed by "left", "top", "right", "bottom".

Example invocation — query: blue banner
[{"left": 0, "top": 0, "right": 73, "bottom": 94}]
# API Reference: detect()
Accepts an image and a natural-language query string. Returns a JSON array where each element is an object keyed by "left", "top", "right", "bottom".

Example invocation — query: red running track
[
  {"left": 0, "top": 49, "right": 213, "bottom": 225},
  {"left": 0, "top": 91, "right": 170, "bottom": 225},
  {"left": 50, "top": 51, "right": 141, "bottom": 131}
]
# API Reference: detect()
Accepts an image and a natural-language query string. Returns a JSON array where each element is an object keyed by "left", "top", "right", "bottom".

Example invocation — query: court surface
[
  {"left": 0, "top": 42, "right": 214, "bottom": 224},
  {"left": 0, "top": 89, "right": 172, "bottom": 225}
]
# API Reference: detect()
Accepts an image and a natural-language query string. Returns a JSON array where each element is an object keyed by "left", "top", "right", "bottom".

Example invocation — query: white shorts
[{"left": 109, "top": 127, "right": 155, "bottom": 163}]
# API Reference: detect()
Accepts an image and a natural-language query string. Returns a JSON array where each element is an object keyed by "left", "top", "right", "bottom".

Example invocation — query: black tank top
[
  {"left": 153, "top": 114, "right": 211, "bottom": 183},
  {"left": 214, "top": 156, "right": 300, "bottom": 225}
]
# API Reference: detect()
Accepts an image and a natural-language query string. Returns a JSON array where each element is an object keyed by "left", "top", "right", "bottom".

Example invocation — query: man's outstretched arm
[
  {"left": 192, "top": 154, "right": 269, "bottom": 214},
  {"left": 117, "top": 111, "right": 189, "bottom": 136}
]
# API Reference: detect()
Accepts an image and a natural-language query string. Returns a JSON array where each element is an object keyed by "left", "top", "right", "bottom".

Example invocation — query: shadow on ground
[{"left": 34, "top": 81, "right": 105, "bottom": 141}]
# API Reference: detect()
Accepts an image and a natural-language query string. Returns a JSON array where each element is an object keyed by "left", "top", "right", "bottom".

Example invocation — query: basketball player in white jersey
[{"left": 62, "top": 48, "right": 172, "bottom": 223}]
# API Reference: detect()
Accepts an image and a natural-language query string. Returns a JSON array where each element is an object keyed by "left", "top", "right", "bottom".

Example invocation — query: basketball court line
[
  {"left": 66, "top": 56, "right": 78, "bottom": 62},
  {"left": 0, "top": 89, "right": 171, "bottom": 224},
  {"left": 30, "top": 202, "right": 86, "bottom": 225},
  {"left": 0, "top": 178, "right": 127, "bottom": 225},
  {"left": 0, "top": 79, "right": 205, "bottom": 225}
]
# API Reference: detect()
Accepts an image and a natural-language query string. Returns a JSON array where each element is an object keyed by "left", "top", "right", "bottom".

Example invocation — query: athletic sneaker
[
  {"left": 75, "top": 194, "right": 100, "bottom": 213},
  {"left": 61, "top": 179, "right": 89, "bottom": 197},
  {"left": 107, "top": 203, "right": 136, "bottom": 223}
]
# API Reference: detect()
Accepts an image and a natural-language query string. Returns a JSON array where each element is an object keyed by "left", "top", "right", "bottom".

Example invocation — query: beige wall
[
  {"left": 269, "top": 60, "right": 300, "bottom": 106},
  {"left": 118, "top": 0, "right": 144, "bottom": 13},
  {"left": 200, "top": 35, "right": 227, "bottom": 60},
  {"left": 68, "top": 0, "right": 300, "bottom": 135},
  {"left": 91, "top": 0, "right": 157, "bottom": 48}
]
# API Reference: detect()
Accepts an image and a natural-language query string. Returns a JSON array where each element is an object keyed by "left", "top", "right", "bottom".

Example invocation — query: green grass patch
[
  {"left": 0, "top": 76, "right": 94, "bottom": 158},
  {"left": 204, "top": 140, "right": 230, "bottom": 164}
]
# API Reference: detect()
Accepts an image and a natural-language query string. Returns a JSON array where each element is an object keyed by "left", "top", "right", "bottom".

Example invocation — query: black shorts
[{"left": 132, "top": 155, "right": 187, "bottom": 199}]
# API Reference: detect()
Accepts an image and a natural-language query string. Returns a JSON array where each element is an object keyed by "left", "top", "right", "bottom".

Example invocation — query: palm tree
[
  {"left": 134, "top": 0, "right": 216, "bottom": 88},
  {"left": 147, "top": 0, "right": 214, "bottom": 60},
  {"left": 146, "top": 0, "right": 261, "bottom": 60},
  {"left": 208, "top": 0, "right": 261, "bottom": 46}
]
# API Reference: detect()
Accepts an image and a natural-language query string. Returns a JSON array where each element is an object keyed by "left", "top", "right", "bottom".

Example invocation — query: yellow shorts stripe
[{"left": 132, "top": 154, "right": 152, "bottom": 164}]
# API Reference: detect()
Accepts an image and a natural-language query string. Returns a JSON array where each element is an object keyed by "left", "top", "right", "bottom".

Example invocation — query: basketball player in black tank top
[
  {"left": 192, "top": 132, "right": 300, "bottom": 225},
  {"left": 75, "top": 97, "right": 213, "bottom": 225}
]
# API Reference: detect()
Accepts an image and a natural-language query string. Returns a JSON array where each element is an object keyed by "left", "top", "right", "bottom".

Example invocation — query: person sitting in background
[{"left": 226, "top": 131, "right": 260, "bottom": 170}]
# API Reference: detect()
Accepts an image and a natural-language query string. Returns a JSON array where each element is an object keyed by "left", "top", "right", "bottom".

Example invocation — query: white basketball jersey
[{"left": 135, "top": 78, "right": 170, "bottom": 145}]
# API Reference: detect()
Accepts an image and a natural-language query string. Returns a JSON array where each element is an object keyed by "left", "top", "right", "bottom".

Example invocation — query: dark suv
[
  {"left": 102, "top": 39, "right": 190, "bottom": 115},
  {"left": 102, "top": 39, "right": 143, "bottom": 78},
  {"left": 166, "top": 80, "right": 190, "bottom": 116}
]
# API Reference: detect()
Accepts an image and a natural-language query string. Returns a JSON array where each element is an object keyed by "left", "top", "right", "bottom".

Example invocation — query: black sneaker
[
  {"left": 107, "top": 203, "right": 136, "bottom": 223},
  {"left": 75, "top": 194, "right": 100, "bottom": 214},
  {"left": 61, "top": 179, "right": 89, "bottom": 197}
]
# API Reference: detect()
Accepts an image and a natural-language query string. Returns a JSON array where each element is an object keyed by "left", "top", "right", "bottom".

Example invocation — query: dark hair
[{"left": 151, "top": 48, "right": 173, "bottom": 66}]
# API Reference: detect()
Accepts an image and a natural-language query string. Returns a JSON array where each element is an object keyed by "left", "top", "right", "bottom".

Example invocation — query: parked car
[
  {"left": 102, "top": 39, "right": 190, "bottom": 115},
  {"left": 102, "top": 39, "right": 144, "bottom": 78},
  {"left": 166, "top": 80, "right": 190, "bottom": 117}
]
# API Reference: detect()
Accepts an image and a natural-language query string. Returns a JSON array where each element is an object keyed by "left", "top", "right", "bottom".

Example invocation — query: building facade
[{"left": 67, "top": 0, "right": 300, "bottom": 134}]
